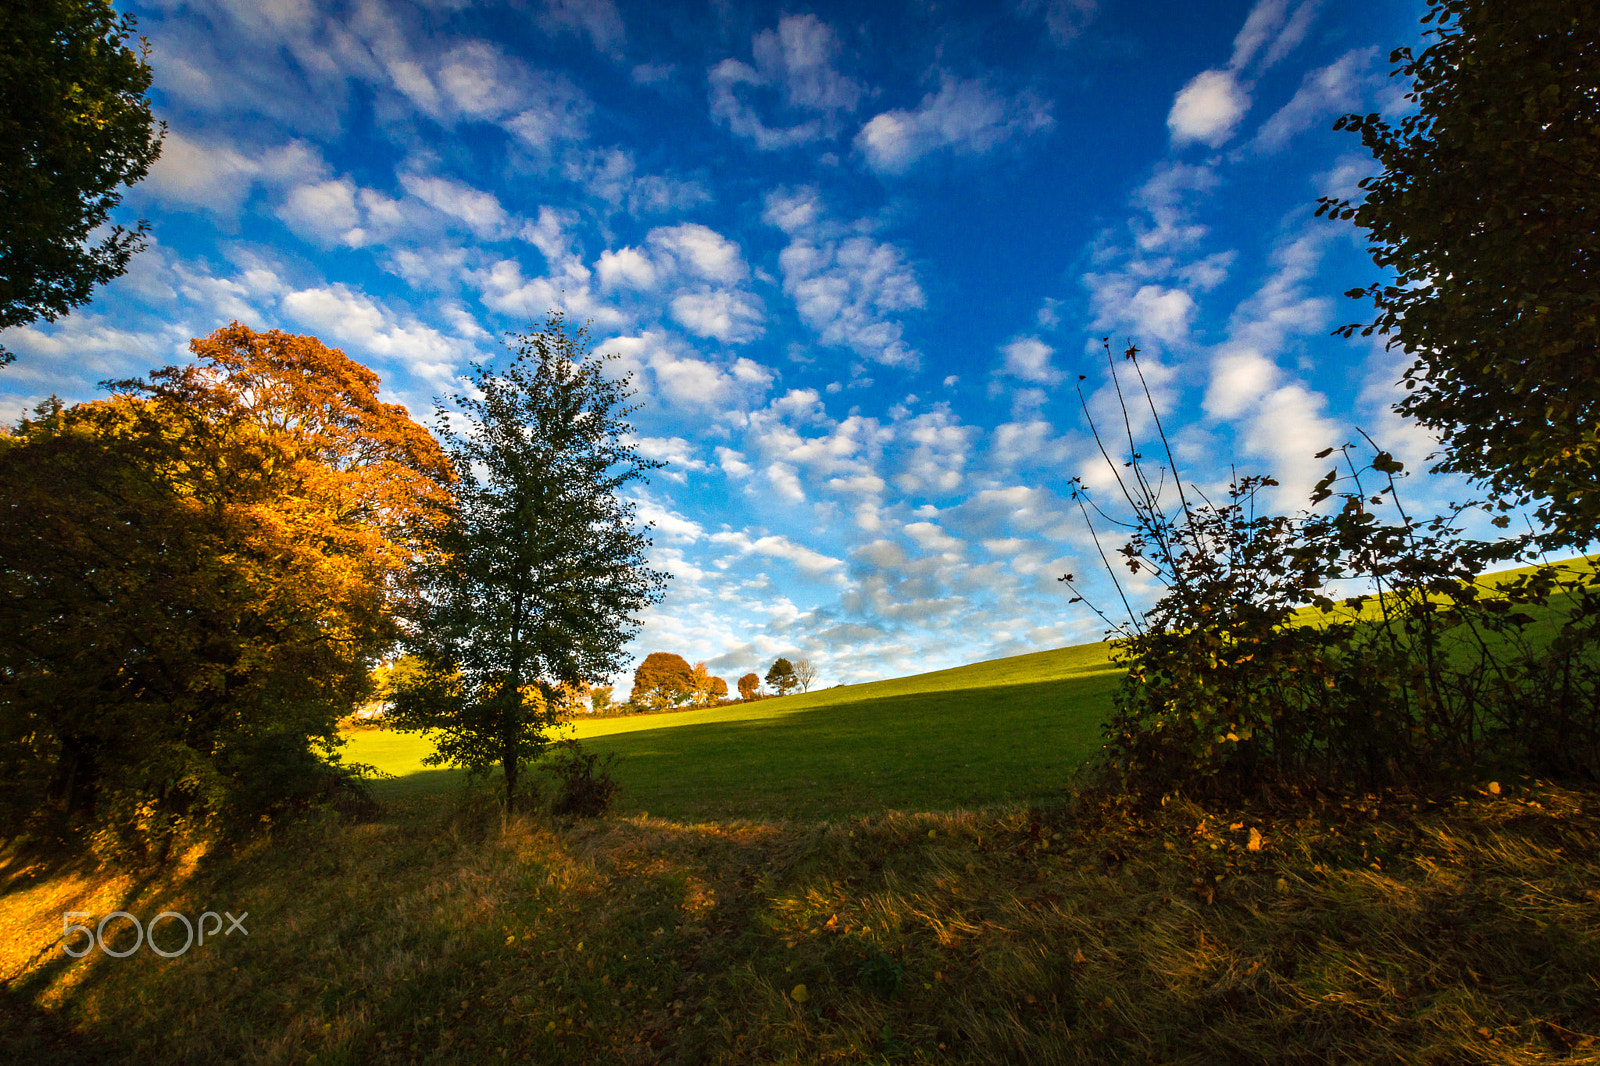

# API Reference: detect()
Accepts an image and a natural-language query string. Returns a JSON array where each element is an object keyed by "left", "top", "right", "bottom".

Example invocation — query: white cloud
[
  {"left": 893, "top": 407, "right": 973, "bottom": 496},
  {"left": 999, "top": 335, "right": 1060, "bottom": 384},
  {"left": 277, "top": 179, "right": 361, "bottom": 243},
  {"left": 1249, "top": 48, "right": 1375, "bottom": 153},
  {"left": 1316, "top": 154, "right": 1373, "bottom": 201},
  {"left": 1166, "top": 0, "right": 1324, "bottom": 152},
  {"left": 1230, "top": 0, "right": 1289, "bottom": 69},
  {"left": 752, "top": 13, "right": 862, "bottom": 113},
  {"left": 519, "top": 206, "right": 579, "bottom": 266},
  {"left": 1128, "top": 285, "right": 1198, "bottom": 343},
  {"left": 1230, "top": 0, "right": 1320, "bottom": 71},
  {"left": 593, "top": 224, "right": 762, "bottom": 342},
  {"left": 596, "top": 246, "right": 659, "bottom": 290},
  {"left": 708, "top": 14, "right": 861, "bottom": 150},
  {"left": 856, "top": 75, "right": 1053, "bottom": 175},
  {"left": 669, "top": 289, "right": 765, "bottom": 344},
  {"left": 602, "top": 330, "right": 774, "bottom": 410},
  {"left": 141, "top": 131, "right": 326, "bottom": 216},
  {"left": 1011, "top": 0, "right": 1098, "bottom": 46},
  {"left": 1133, "top": 161, "right": 1218, "bottom": 252},
  {"left": 1200, "top": 230, "right": 1344, "bottom": 503},
  {"left": 766, "top": 189, "right": 924, "bottom": 366},
  {"left": 716, "top": 446, "right": 753, "bottom": 478},
  {"left": 1087, "top": 275, "right": 1197, "bottom": 345},
  {"left": 502, "top": 75, "right": 594, "bottom": 149},
  {"left": 631, "top": 62, "right": 673, "bottom": 85},
  {"left": 1168, "top": 69, "right": 1249, "bottom": 148},
  {"left": 432, "top": 41, "right": 529, "bottom": 120},
  {"left": 598, "top": 222, "right": 751, "bottom": 292},
  {"left": 762, "top": 186, "right": 830, "bottom": 238},
  {"left": 560, "top": 148, "right": 712, "bottom": 216},
  {"left": 385, "top": 247, "right": 470, "bottom": 291},
  {"left": 648, "top": 224, "right": 750, "bottom": 286},
  {"left": 0, "top": 313, "right": 190, "bottom": 415},
  {"left": 385, "top": 39, "right": 592, "bottom": 147},
  {"left": 904, "top": 521, "right": 964, "bottom": 555},
  {"left": 990, "top": 420, "right": 1074, "bottom": 470},
  {"left": 470, "top": 254, "right": 623, "bottom": 331},
  {"left": 629, "top": 437, "right": 709, "bottom": 484},
  {"left": 279, "top": 283, "right": 470, "bottom": 388},
  {"left": 1204, "top": 347, "right": 1279, "bottom": 419},
  {"left": 537, "top": 0, "right": 625, "bottom": 55},
  {"left": 398, "top": 173, "right": 512, "bottom": 240},
  {"left": 712, "top": 530, "right": 845, "bottom": 577},
  {"left": 631, "top": 493, "right": 705, "bottom": 541}
]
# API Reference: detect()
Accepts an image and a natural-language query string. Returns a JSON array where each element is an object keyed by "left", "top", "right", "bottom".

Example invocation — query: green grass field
[{"left": 348, "top": 641, "right": 1122, "bottom": 821}]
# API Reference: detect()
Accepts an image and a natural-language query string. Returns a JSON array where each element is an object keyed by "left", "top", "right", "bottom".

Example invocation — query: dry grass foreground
[{"left": 2, "top": 781, "right": 1599, "bottom": 1065}]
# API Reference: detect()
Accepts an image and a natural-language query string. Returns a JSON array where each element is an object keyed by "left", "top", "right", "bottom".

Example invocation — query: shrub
[
  {"left": 544, "top": 740, "right": 621, "bottom": 817},
  {"left": 1067, "top": 343, "right": 1600, "bottom": 801}
]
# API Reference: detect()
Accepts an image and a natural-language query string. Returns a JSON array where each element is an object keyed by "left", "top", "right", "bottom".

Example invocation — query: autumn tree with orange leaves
[{"left": 0, "top": 323, "right": 451, "bottom": 849}]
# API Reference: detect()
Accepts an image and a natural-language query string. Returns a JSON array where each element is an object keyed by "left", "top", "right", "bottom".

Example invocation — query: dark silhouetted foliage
[
  {"left": 0, "top": 0, "right": 165, "bottom": 365},
  {"left": 1323, "top": 0, "right": 1600, "bottom": 546}
]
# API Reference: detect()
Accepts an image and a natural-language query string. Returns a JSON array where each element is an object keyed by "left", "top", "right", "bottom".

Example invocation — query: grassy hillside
[
  {"left": 5, "top": 611, "right": 1600, "bottom": 1064},
  {"left": 353, "top": 556, "right": 1598, "bottom": 822},
  {"left": 349, "top": 641, "right": 1122, "bottom": 821}
]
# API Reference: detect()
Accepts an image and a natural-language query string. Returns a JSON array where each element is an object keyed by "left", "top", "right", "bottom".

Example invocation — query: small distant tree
[
  {"left": 766, "top": 658, "right": 798, "bottom": 696},
  {"left": 792, "top": 658, "right": 818, "bottom": 693},
  {"left": 689, "top": 660, "right": 711, "bottom": 705},
  {"left": 390, "top": 314, "right": 667, "bottom": 813},
  {"left": 633, "top": 651, "right": 694, "bottom": 710},
  {"left": 685, "top": 661, "right": 729, "bottom": 706},
  {"left": 737, "top": 672, "right": 760, "bottom": 701},
  {"left": 551, "top": 681, "right": 591, "bottom": 719},
  {"left": 589, "top": 685, "right": 614, "bottom": 715}
]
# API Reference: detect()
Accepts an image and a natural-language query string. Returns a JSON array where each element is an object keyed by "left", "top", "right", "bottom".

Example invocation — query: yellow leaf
[{"left": 790, "top": 984, "right": 809, "bottom": 1003}]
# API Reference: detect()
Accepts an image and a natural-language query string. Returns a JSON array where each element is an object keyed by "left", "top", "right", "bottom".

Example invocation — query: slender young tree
[{"left": 391, "top": 315, "right": 667, "bottom": 811}]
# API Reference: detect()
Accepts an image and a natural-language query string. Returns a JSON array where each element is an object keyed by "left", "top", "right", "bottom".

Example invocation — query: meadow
[
  {"left": 4, "top": 621, "right": 1599, "bottom": 1064},
  {"left": 350, "top": 642, "right": 1121, "bottom": 820}
]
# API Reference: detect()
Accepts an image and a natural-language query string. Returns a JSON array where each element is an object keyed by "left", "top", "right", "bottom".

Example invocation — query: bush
[
  {"left": 544, "top": 740, "right": 621, "bottom": 817},
  {"left": 1068, "top": 343, "right": 1600, "bottom": 802}
]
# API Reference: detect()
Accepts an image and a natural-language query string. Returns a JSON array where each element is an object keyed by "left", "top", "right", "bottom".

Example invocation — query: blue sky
[{"left": 3, "top": 0, "right": 1457, "bottom": 693}]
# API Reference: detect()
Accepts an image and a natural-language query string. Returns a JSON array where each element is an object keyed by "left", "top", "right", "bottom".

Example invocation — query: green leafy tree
[
  {"left": 390, "top": 315, "right": 667, "bottom": 812},
  {"left": 765, "top": 657, "right": 798, "bottom": 696},
  {"left": 0, "top": 0, "right": 165, "bottom": 366},
  {"left": 588, "top": 685, "right": 614, "bottom": 715},
  {"left": 1321, "top": 0, "right": 1599, "bottom": 545},
  {"left": 632, "top": 652, "right": 694, "bottom": 710}
]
